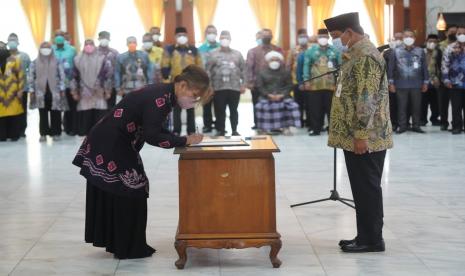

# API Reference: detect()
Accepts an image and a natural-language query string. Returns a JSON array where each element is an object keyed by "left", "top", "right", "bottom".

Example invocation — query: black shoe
[
  {"left": 396, "top": 128, "right": 406, "bottom": 134},
  {"left": 251, "top": 125, "right": 258, "bottom": 130},
  {"left": 341, "top": 240, "right": 385, "bottom": 253},
  {"left": 202, "top": 126, "right": 212, "bottom": 133},
  {"left": 420, "top": 121, "right": 427, "bottom": 126},
  {"left": 452, "top": 129, "right": 462, "bottom": 135},
  {"left": 440, "top": 125, "right": 449, "bottom": 131},
  {"left": 231, "top": 131, "right": 241, "bottom": 136},
  {"left": 411, "top": 127, "right": 425, "bottom": 133},
  {"left": 308, "top": 130, "right": 320, "bottom": 136},
  {"left": 339, "top": 237, "right": 357, "bottom": 247},
  {"left": 216, "top": 131, "right": 226, "bottom": 136},
  {"left": 431, "top": 120, "right": 441, "bottom": 126}
]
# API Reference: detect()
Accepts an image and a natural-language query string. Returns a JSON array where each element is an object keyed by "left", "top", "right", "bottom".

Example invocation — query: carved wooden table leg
[
  {"left": 174, "top": 240, "right": 187, "bottom": 269},
  {"left": 269, "top": 239, "right": 282, "bottom": 268}
]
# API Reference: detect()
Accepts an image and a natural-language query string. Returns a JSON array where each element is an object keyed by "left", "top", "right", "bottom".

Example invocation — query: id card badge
[
  {"left": 413, "top": 62, "right": 419, "bottom": 69},
  {"left": 328, "top": 61, "right": 334, "bottom": 69},
  {"left": 336, "top": 83, "right": 342, "bottom": 97}
]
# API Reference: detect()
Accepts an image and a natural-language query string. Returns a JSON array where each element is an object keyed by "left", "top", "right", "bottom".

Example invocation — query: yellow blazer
[{"left": 0, "top": 56, "right": 24, "bottom": 117}]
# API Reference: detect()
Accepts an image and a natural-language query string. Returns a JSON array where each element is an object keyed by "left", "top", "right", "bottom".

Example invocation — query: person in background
[
  {"left": 442, "top": 26, "right": 465, "bottom": 134},
  {"left": 53, "top": 31, "right": 77, "bottom": 136},
  {"left": 383, "top": 32, "right": 403, "bottom": 132},
  {"left": 161, "top": 27, "right": 203, "bottom": 136},
  {"left": 246, "top": 28, "right": 283, "bottom": 130},
  {"left": 7, "top": 33, "right": 30, "bottom": 138},
  {"left": 0, "top": 41, "right": 24, "bottom": 142},
  {"left": 388, "top": 29, "right": 429, "bottom": 134},
  {"left": 72, "top": 39, "right": 112, "bottom": 136},
  {"left": 150, "top": 26, "right": 163, "bottom": 48},
  {"left": 287, "top": 28, "right": 311, "bottom": 128},
  {"left": 255, "top": 30, "right": 263, "bottom": 46},
  {"left": 198, "top": 25, "right": 220, "bottom": 133},
  {"left": 97, "top": 31, "right": 119, "bottom": 108},
  {"left": 255, "top": 51, "right": 300, "bottom": 135},
  {"left": 141, "top": 33, "right": 163, "bottom": 84},
  {"left": 29, "top": 42, "right": 67, "bottom": 142},
  {"left": 439, "top": 24, "right": 458, "bottom": 52},
  {"left": 115, "top": 36, "right": 153, "bottom": 97},
  {"left": 302, "top": 28, "right": 341, "bottom": 136},
  {"left": 422, "top": 34, "right": 442, "bottom": 126},
  {"left": 206, "top": 30, "right": 246, "bottom": 136}
]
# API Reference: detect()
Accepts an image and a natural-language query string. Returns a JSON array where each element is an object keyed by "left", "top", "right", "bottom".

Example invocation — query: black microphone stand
[{"left": 290, "top": 67, "right": 355, "bottom": 209}]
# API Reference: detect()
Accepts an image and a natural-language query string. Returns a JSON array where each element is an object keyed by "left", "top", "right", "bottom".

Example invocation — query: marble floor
[{"left": 1, "top": 104, "right": 465, "bottom": 276}]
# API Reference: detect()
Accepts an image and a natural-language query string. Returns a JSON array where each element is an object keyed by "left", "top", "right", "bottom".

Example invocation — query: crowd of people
[{"left": 1, "top": 22, "right": 465, "bottom": 142}]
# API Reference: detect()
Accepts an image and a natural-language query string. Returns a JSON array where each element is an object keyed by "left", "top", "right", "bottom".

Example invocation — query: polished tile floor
[{"left": 1, "top": 105, "right": 465, "bottom": 275}]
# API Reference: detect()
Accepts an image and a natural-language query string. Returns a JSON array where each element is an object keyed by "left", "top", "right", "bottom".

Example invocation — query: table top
[{"left": 174, "top": 135, "right": 280, "bottom": 155}]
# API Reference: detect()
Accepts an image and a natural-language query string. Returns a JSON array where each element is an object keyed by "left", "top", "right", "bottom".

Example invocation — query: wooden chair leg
[
  {"left": 269, "top": 239, "right": 282, "bottom": 268},
  {"left": 174, "top": 240, "right": 187, "bottom": 269}
]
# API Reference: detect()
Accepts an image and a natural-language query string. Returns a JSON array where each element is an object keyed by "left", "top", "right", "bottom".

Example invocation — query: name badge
[
  {"left": 413, "top": 62, "right": 419, "bottom": 69},
  {"left": 328, "top": 61, "right": 334, "bottom": 69},
  {"left": 336, "top": 84, "right": 342, "bottom": 97}
]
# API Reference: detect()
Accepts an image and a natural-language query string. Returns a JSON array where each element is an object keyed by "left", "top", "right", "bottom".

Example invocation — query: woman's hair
[{"left": 174, "top": 65, "right": 213, "bottom": 105}]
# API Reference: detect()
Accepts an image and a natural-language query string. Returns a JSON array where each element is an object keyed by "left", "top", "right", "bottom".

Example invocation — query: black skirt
[{"left": 85, "top": 182, "right": 156, "bottom": 259}]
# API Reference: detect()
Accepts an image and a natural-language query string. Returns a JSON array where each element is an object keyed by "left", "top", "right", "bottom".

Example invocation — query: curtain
[
  {"left": 249, "top": 0, "right": 280, "bottom": 39},
  {"left": 76, "top": 0, "right": 106, "bottom": 39},
  {"left": 134, "top": 0, "right": 164, "bottom": 31},
  {"left": 20, "top": 0, "right": 49, "bottom": 48},
  {"left": 364, "top": 0, "right": 385, "bottom": 45},
  {"left": 309, "top": 0, "right": 336, "bottom": 34},
  {"left": 194, "top": 0, "right": 218, "bottom": 35}
]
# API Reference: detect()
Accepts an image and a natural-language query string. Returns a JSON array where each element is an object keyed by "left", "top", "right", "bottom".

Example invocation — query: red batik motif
[
  {"left": 159, "top": 141, "right": 170, "bottom": 148},
  {"left": 107, "top": 161, "right": 117, "bottom": 172},
  {"left": 155, "top": 97, "right": 166, "bottom": 108},
  {"left": 96, "top": 154, "right": 104, "bottom": 165},
  {"left": 114, "top": 108, "right": 123, "bottom": 118},
  {"left": 127, "top": 122, "right": 136, "bottom": 133}
]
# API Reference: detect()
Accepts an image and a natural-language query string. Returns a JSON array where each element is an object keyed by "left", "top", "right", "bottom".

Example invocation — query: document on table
[{"left": 188, "top": 137, "right": 249, "bottom": 147}]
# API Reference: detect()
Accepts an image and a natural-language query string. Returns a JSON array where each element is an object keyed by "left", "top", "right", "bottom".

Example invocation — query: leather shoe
[
  {"left": 202, "top": 126, "right": 212, "bottom": 133},
  {"left": 339, "top": 237, "right": 357, "bottom": 247},
  {"left": 452, "top": 129, "right": 462, "bottom": 135},
  {"left": 396, "top": 128, "right": 406, "bottom": 134},
  {"left": 341, "top": 240, "right": 385, "bottom": 253},
  {"left": 440, "top": 125, "right": 449, "bottom": 131},
  {"left": 308, "top": 130, "right": 320, "bottom": 136},
  {"left": 411, "top": 127, "right": 425, "bottom": 133}
]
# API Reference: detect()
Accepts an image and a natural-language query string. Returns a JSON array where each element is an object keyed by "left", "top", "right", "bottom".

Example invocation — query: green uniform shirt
[{"left": 328, "top": 38, "right": 393, "bottom": 152}]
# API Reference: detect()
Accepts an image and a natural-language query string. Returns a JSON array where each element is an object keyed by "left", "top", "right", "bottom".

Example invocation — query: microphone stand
[{"left": 290, "top": 67, "right": 355, "bottom": 209}]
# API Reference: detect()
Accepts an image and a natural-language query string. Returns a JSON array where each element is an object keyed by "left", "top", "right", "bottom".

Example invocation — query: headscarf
[
  {"left": 35, "top": 42, "right": 58, "bottom": 93},
  {"left": 74, "top": 39, "right": 104, "bottom": 90}
]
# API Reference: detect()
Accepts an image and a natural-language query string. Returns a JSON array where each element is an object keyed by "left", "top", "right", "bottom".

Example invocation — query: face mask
[
  {"left": 262, "top": 37, "right": 272, "bottom": 45},
  {"left": 177, "top": 35, "right": 188, "bottom": 45},
  {"left": 220, "top": 39, "right": 230, "bottom": 47},
  {"left": 55, "top": 35, "right": 65, "bottom": 45},
  {"left": 206, "top": 33, "right": 217, "bottom": 42},
  {"left": 427, "top": 42, "right": 437, "bottom": 50},
  {"left": 297, "top": 37, "right": 308, "bottom": 46},
  {"left": 318, "top": 37, "right": 328, "bottom": 46},
  {"left": 269, "top": 61, "right": 280, "bottom": 70},
  {"left": 403, "top": 37, "right": 415, "bottom": 46},
  {"left": 457, "top": 34, "right": 465, "bottom": 43},
  {"left": 99, "top": 38, "right": 109, "bottom": 47},
  {"left": 128, "top": 43, "right": 137, "bottom": 52},
  {"left": 256, "top": 38, "right": 262, "bottom": 45},
  {"left": 152, "top": 34, "right": 160, "bottom": 42},
  {"left": 332, "top": 37, "right": 348, "bottom": 53},
  {"left": 7, "top": 41, "right": 18, "bottom": 50},
  {"left": 84, "top": 45, "right": 95, "bottom": 54},
  {"left": 143, "top": 41, "right": 153, "bottom": 50},
  {"left": 40, "top": 48, "right": 52, "bottom": 56},
  {"left": 177, "top": 96, "right": 197, "bottom": 109}
]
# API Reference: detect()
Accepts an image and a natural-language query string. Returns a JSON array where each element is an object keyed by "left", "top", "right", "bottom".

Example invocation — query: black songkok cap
[
  {"left": 324, "top": 12, "right": 360, "bottom": 32},
  {"left": 175, "top": 27, "right": 188, "bottom": 34},
  {"left": 317, "top": 29, "right": 329, "bottom": 35},
  {"left": 427, "top": 34, "right": 439, "bottom": 40}
]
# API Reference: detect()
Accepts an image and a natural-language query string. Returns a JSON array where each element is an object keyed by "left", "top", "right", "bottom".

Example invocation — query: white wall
[{"left": 426, "top": 0, "right": 465, "bottom": 34}]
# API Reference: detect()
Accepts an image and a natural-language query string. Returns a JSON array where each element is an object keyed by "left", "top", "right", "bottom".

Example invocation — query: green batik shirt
[{"left": 328, "top": 38, "right": 393, "bottom": 152}]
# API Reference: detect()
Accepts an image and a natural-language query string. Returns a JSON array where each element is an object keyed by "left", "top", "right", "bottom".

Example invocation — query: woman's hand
[{"left": 186, "top": 133, "right": 204, "bottom": 145}]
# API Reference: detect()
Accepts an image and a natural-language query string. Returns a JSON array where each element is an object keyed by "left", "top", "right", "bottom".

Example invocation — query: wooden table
[{"left": 173, "top": 136, "right": 282, "bottom": 269}]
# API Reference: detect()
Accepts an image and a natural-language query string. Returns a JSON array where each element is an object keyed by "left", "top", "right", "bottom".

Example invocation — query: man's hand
[
  {"left": 388, "top": 84, "right": 396, "bottom": 93},
  {"left": 421, "top": 84, "right": 428, "bottom": 93},
  {"left": 304, "top": 82, "right": 311, "bottom": 91},
  {"left": 71, "top": 91, "right": 80, "bottom": 101},
  {"left": 17, "top": 91, "right": 23, "bottom": 99},
  {"left": 118, "top": 90, "right": 125, "bottom": 96},
  {"left": 240, "top": 86, "right": 246, "bottom": 94},
  {"left": 353, "top": 138, "right": 368, "bottom": 155},
  {"left": 60, "top": 91, "right": 65, "bottom": 98},
  {"left": 186, "top": 133, "right": 204, "bottom": 145},
  {"left": 446, "top": 82, "right": 453, "bottom": 89}
]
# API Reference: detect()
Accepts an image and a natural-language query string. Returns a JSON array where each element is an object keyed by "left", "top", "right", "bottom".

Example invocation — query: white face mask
[
  {"left": 318, "top": 37, "right": 328, "bottom": 46},
  {"left": 177, "top": 35, "right": 188, "bottom": 45},
  {"left": 269, "top": 61, "right": 281, "bottom": 70},
  {"left": 40, "top": 48, "right": 52, "bottom": 56},
  {"left": 457, "top": 34, "right": 465, "bottom": 43},
  {"left": 298, "top": 37, "right": 308, "bottom": 45},
  {"left": 206, "top": 33, "right": 217, "bottom": 42},
  {"left": 403, "top": 37, "right": 415, "bottom": 46},
  {"left": 143, "top": 41, "right": 153, "bottom": 50},
  {"left": 152, "top": 34, "right": 160, "bottom": 42},
  {"left": 99, "top": 38, "right": 109, "bottom": 47},
  {"left": 220, "top": 39, "right": 230, "bottom": 47},
  {"left": 427, "top": 42, "right": 437, "bottom": 50},
  {"left": 332, "top": 37, "right": 347, "bottom": 52}
]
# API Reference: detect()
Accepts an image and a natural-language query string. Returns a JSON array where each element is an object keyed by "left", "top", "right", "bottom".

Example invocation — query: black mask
[
  {"left": 448, "top": 34, "right": 457, "bottom": 41},
  {"left": 262, "top": 37, "right": 272, "bottom": 45}
]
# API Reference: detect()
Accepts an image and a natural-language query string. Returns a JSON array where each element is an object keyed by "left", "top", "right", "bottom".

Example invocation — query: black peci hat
[{"left": 324, "top": 12, "right": 360, "bottom": 32}]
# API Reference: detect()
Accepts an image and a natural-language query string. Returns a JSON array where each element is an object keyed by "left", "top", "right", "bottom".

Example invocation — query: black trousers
[
  {"left": 389, "top": 92, "right": 398, "bottom": 129},
  {"left": 39, "top": 90, "right": 62, "bottom": 136},
  {"left": 173, "top": 105, "right": 195, "bottom": 135},
  {"left": 439, "top": 85, "right": 450, "bottom": 127},
  {"left": 203, "top": 98, "right": 214, "bottom": 129},
  {"left": 64, "top": 88, "right": 78, "bottom": 135},
  {"left": 421, "top": 86, "right": 439, "bottom": 124},
  {"left": 450, "top": 88, "right": 465, "bottom": 130},
  {"left": 293, "top": 85, "right": 306, "bottom": 127},
  {"left": 396, "top": 88, "right": 422, "bottom": 129},
  {"left": 305, "top": 90, "right": 332, "bottom": 133},
  {"left": 19, "top": 92, "right": 28, "bottom": 136},
  {"left": 213, "top": 90, "right": 240, "bottom": 132},
  {"left": 78, "top": 109, "right": 108, "bottom": 136},
  {"left": 0, "top": 115, "right": 21, "bottom": 141},
  {"left": 344, "top": 150, "right": 386, "bottom": 245},
  {"left": 107, "top": 88, "right": 117, "bottom": 109},
  {"left": 251, "top": 88, "right": 260, "bottom": 126}
]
